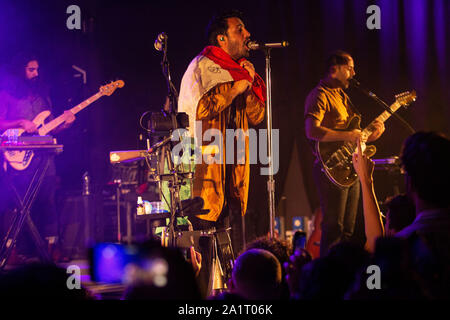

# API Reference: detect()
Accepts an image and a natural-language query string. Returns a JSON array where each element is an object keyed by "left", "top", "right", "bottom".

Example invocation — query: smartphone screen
[
  {"left": 90, "top": 243, "right": 141, "bottom": 284},
  {"left": 90, "top": 242, "right": 187, "bottom": 285},
  {"left": 293, "top": 231, "right": 307, "bottom": 251}
]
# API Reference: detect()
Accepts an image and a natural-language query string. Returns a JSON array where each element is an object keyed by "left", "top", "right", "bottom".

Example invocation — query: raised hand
[
  {"left": 352, "top": 138, "right": 375, "bottom": 185},
  {"left": 283, "top": 248, "right": 312, "bottom": 298},
  {"left": 189, "top": 246, "right": 202, "bottom": 278},
  {"left": 345, "top": 129, "right": 364, "bottom": 143}
]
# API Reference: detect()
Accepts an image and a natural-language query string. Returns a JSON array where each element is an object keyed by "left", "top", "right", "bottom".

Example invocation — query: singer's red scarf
[{"left": 200, "top": 46, "right": 266, "bottom": 104}]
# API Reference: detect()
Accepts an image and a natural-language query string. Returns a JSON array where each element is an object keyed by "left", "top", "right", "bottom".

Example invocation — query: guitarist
[
  {"left": 0, "top": 54, "right": 75, "bottom": 262},
  {"left": 304, "top": 50, "right": 385, "bottom": 256}
]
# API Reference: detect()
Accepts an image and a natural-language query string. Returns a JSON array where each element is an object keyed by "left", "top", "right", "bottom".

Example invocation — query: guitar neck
[
  {"left": 362, "top": 101, "right": 401, "bottom": 137},
  {"left": 40, "top": 92, "right": 103, "bottom": 135}
]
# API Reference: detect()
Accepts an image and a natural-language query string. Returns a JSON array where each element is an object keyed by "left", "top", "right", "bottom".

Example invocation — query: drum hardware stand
[
  {"left": 153, "top": 31, "right": 192, "bottom": 246},
  {"left": 146, "top": 137, "right": 190, "bottom": 247}
]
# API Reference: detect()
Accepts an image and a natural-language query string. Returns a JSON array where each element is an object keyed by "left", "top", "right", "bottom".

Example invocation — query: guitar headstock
[
  {"left": 395, "top": 90, "right": 417, "bottom": 107},
  {"left": 100, "top": 80, "right": 125, "bottom": 96}
]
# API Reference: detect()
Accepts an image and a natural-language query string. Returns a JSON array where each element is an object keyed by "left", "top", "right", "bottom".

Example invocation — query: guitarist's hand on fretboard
[
  {"left": 60, "top": 110, "right": 76, "bottom": 129},
  {"left": 367, "top": 120, "right": 385, "bottom": 142}
]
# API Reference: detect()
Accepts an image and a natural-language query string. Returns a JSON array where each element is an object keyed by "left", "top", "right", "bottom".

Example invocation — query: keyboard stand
[{"left": 0, "top": 145, "right": 63, "bottom": 269}]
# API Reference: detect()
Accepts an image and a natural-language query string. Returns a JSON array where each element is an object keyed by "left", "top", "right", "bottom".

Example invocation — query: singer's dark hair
[
  {"left": 325, "top": 50, "right": 351, "bottom": 74},
  {"left": 206, "top": 9, "right": 244, "bottom": 47}
]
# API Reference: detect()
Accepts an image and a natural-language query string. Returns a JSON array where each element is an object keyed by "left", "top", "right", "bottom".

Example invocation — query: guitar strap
[{"left": 344, "top": 91, "right": 362, "bottom": 117}]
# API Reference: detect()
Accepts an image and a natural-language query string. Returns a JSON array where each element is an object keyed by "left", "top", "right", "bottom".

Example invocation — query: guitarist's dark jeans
[{"left": 313, "top": 161, "right": 360, "bottom": 257}]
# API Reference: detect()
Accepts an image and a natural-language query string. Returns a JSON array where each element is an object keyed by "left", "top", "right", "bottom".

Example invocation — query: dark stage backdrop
[{"left": 1, "top": 0, "right": 448, "bottom": 239}]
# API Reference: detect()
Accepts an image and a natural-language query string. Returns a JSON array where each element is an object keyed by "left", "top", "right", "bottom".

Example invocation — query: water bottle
[{"left": 137, "top": 196, "right": 145, "bottom": 215}]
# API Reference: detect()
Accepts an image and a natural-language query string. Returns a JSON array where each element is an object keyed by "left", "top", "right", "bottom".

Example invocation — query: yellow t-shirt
[{"left": 304, "top": 80, "right": 354, "bottom": 130}]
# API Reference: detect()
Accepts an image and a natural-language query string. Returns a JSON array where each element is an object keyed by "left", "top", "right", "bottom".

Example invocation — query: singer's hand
[
  {"left": 240, "top": 60, "right": 255, "bottom": 82},
  {"left": 367, "top": 120, "right": 385, "bottom": 142},
  {"left": 231, "top": 79, "right": 252, "bottom": 97}
]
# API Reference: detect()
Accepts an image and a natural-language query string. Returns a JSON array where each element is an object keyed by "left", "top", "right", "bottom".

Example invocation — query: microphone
[
  {"left": 349, "top": 78, "right": 378, "bottom": 99},
  {"left": 246, "top": 40, "right": 289, "bottom": 50},
  {"left": 154, "top": 32, "right": 167, "bottom": 51}
]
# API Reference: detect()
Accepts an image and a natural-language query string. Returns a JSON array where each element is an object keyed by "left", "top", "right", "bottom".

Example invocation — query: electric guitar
[
  {"left": 315, "top": 90, "right": 416, "bottom": 188},
  {"left": 2, "top": 80, "right": 125, "bottom": 171}
]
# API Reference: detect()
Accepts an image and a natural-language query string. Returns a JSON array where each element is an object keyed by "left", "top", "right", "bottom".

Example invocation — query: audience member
[
  {"left": 396, "top": 131, "right": 450, "bottom": 236},
  {"left": 384, "top": 194, "right": 416, "bottom": 236},
  {"left": 245, "top": 236, "right": 292, "bottom": 299},
  {"left": 294, "top": 241, "right": 369, "bottom": 299},
  {"left": 230, "top": 249, "right": 282, "bottom": 300},
  {"left": 345, "top": 237, "right": 429, "bottom": 299},
  {"left": 395, "top": 131, "right": 450, "bottom": 298},
  {"left": 283, "top": 248, "right": 312, "bottom": 299},
  {"left": 352, "top": 138, "right": 384, "bottom": 252}
]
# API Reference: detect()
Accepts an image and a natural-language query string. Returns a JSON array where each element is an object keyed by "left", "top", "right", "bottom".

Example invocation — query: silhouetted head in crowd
[
  {"left": 123, "top": 242, "right": 201, "bottom": 300},
  {"left": 384, "top": 194, "right": 416, "bottom": 236},
  {"left": 0, "top": 263, "right": 90, "bottom": 299},
  {"left": 245, "top": 236, "right": 292, "bottom": 299},
  {"left": 245, "top": 236, "right": 292, "bottom": 268},
  {"left": 401, "top": 131, "right": 450, "bottom": 211},
  {"left": 231, "top": 249, "right": 282, "bottom": 300},
  {"left": 296, "top": 241, "right": 370, "bottom": 299}
]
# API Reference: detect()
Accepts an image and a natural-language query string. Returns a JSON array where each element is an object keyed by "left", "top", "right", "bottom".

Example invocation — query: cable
[{"left": 139, "top": 110, "right": 152, "bottom": 132}]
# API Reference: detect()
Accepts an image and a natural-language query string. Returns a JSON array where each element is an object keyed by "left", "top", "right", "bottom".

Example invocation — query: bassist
[
  {"left": 304, "top": 50, "right": 384, "bottom": 256},
  {"left": 0, "top": 54, "right": 75, "bottom": 262}
]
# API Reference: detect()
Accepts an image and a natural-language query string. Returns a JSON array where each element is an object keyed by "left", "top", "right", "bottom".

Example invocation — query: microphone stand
[
  {"left": 157, "top": 36, "right": 185, "bottom": 247},
  {"left": 160, "top": 37, "right": 179, "bottom": 114},
  {"left": 263, "top": 48, "right": 277, "bottom": 239},
  {"left": 351, "top": 81, "right": 415, "bottom": 134}
]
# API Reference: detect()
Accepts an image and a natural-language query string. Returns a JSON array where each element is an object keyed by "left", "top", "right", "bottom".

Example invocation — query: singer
[
  {"left": 304, "top": 50, "right": 384, "bottom": 256},
  {"left": 178, "top": 10, "right": 266, "bottom": 255}
]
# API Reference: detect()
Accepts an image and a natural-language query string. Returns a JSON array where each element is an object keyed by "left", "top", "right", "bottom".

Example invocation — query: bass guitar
[{"left": 2, "top": 80, "right": 124, "bottom": 170}]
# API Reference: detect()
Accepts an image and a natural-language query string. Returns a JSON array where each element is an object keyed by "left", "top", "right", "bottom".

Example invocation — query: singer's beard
[
  {"left": 341, "top": 77, "right": 351, "bottom": 89},
  {"left": 228, "top": 42, "right": 249, "bottom": 60},
  {"left": 344, "top": 81, "right": 350, "bottom": 89}
]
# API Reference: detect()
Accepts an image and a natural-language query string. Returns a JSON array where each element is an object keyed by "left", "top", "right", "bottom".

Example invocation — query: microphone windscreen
[{"left": 349, "top": 78, "right": 360, "bottom": 88}]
